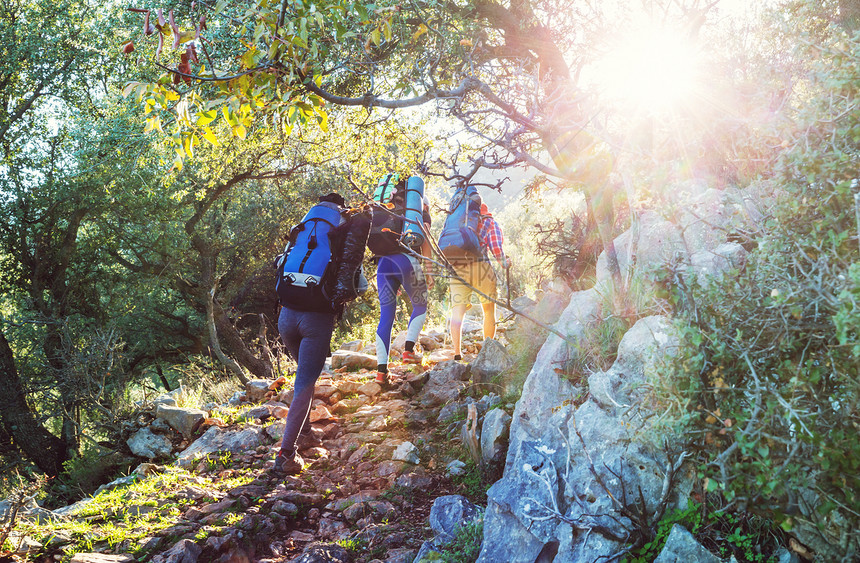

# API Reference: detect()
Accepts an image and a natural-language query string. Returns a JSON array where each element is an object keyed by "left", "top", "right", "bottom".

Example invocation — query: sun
[{"left": 590, "top": 23, "right": 701, "bottom": 113}]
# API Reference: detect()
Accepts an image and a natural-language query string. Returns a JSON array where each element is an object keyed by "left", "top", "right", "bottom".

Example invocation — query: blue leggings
[
  {"left": 277, "top": 307, "right": 335, "bottom": 456},
  {"left": 376, "top": 254, "right": 428, "bottom": 368}
]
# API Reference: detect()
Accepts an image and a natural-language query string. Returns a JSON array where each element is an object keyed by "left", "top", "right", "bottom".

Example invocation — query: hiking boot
[
  {"left": 295, "top": 430, "right": 323, "bottom": 451},
  {"left": 401, "top": 350, "right": 423, "bottom": 364},
  {"left": 375, "top": 371, "right": 389, "bottom": 386},
  {"left": 271, "top": 451, "right": 304, "bottom": 477}
]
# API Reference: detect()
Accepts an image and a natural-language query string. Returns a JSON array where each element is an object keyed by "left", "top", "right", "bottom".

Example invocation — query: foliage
[
  {"left": 12, "top": 466, "right": 252, "bottom": 558},
  {"left": 649, "top": 8, "right": 860, "bottom": 554},
  {"left": 432, "top": 517, "right": 484, "bottom": 563},
  {"left": 451, "top": 460, "right": 493, "bottom": 505},
  {"left": 625, "top": 500, "right": 786, "bottom": 563}
]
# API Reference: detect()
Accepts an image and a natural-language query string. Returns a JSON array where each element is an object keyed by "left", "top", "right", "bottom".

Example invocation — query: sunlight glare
[{"left": 592, "top": 25, "right": 700, "bottom": 112}]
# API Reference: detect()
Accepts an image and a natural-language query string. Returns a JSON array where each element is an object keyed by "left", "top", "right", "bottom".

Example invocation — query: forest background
[{"left": 0, "top": 0, "right": 857, "bottom": 555}]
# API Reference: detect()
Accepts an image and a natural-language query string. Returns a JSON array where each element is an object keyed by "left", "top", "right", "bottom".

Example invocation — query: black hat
[{"left": 319, "top": 192, "right": 345, "bottom": 207}]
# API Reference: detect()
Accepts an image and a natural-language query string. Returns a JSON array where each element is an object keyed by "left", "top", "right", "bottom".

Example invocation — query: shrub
[
  {"left": 649, "top": 9, "right": 860, "bottom": 558},
  {"left": 434, "top": 517, "right": 484, "bottom": 563}
]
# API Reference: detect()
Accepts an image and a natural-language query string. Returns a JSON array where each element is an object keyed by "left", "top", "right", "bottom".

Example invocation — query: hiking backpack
[
  {"left": 438, "top": 185, "right": 482, "bottom": 258},
  {"left": 276, "top": 201, "right": 372, "bottom": 312},
  {"left": 367, "top": 174, "right": 407, "bottom": 256},
  {"left": 331, "top": 207, "right": 372, "bottom": 304},
  {"left": 275, "top": 201, "right": 343, "bottom": 312}
]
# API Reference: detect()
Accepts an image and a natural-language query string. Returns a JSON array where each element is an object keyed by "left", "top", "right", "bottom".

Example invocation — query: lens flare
[{"left": 591, "top": 25, "right": 700, "bottom": 112}]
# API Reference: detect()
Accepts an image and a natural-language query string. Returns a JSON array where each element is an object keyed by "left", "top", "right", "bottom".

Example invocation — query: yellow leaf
[
  {"left": 183, "top": 134, "right": 194, "bottom": 157},
  {"left": 202, "top": 126, "right": 219, "bottom": 145},
  {"left": 144, "top": 116, "right": 163, "bottom": 133},
  {"left": 371, "top": 28, "right": 381, "bottom": 46},
  {"left": 382, "top": 19, "right": 392, "bottom": 42},
  {"left": 197, "top": 110, "right": 218, "bottom": 127},
  {"left": 412, "top": 24, "right": 428, "bottom": 40},
  {"left": 233, "top": 124, "right": 247, "bottom": 139}
]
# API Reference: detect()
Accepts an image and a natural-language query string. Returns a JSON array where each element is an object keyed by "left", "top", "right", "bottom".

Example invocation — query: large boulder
[
  {"left": 480, "top": 408, "right": 512, "bottom": 465},
  {"left": 155, "top": 404, "right": 207, "bottom": 439},
  {"left": 127, "top": 427, "right": 173, "bottom": 460},
  {"left": 509, "top": 279, "right": 572, "bottom": 354},
  {"left": 596, "top": 185, "right": 770, "bottom": 283},
  {"left": 175, "top": 425, "right": 266, "bottom": 468},
  {"left": 330, "top": 351, "right": 377, "bottom": 370},
  {"left": 477, "top": 309, "right": 693, "bottom": 563},
  {"left": 470, "top": 338, "right": 513, "bottom": 387}
]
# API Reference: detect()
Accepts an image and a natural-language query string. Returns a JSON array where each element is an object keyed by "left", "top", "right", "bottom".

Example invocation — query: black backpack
[{"left": 367, "top": 176, "right": 407, "bottom": 256}]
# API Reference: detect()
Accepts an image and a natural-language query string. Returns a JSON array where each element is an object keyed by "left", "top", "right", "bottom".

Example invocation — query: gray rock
[
  {"left": 478, "top": 303, "right": 694, "bottom": 563},
  {"left": 291, "top": 543, "right": 352, "bottom": 563},
  {"left": 391, "top": 441, "right": 420, "bottom": 465},
  {"left": 596, "top": 185, "right": 770, "bottom": 283},
  {"left": 418, "top": 334, "right": 439, "bottom": 351},
  {"left": 175, "top": 425, "right": 265, "bottom": 468},
  {"left": 437, "top": 401, "right": 467, "bottom": 424},
  {"left": 245, "top": 379, "right": 272, "bottom": 402},
  {"left": 155, "top": 404, "right": 207, "bottom": 439},
  {"left": 429, "top": 495, "right": 482, "bottom": 543},
  {"left": 470, "top": 338, "right": 513, "bottom": 386},
  {"left": 417, "top": 361, "right": 470, "bottom": 407},
  {"left": 330, "top": 350, "right": 377, "bottom": 370},
  {"left": 480, "top": 408, "right": 512, "bottom": 465},
  {"left": 446, "top": 460, "right": 467, "bottom": 476},
  {"left": 394, "top": 471, "right": 433, "bottom": 490},
  {"left": 510, "top": 279, "right": 571, "bottom": 352},
  {"left": 0, "top": 497, "right": 57, "bottom": 524},
  {"left": 151, "top": 538, "right": 201, "bottom": 563},
  {"left": 152, "top": 394, "right": 177, "bottom": 408},
  {"left": 687, "top": 242, "right": 747, "bottom": 282},
  {"left": 338, "top": 339, "right": 364, "bottom": 352},
  {"left": 94, "top": 474, "right": 138, "bottom": 496},
  {"left": 653, "top": 524, "right": 720, "bottom": 563},
  {"left": 70, "top": 554, "right": 135, "bottom": 563},
  {"left": 242, "top": 405, "right": 271, "bottom": 420},
  {"left": 413, "top": 541, "right": 442, "bottom": 563},
  {"left": 127, "top": 427, "right": 173, "bottom": 460}
]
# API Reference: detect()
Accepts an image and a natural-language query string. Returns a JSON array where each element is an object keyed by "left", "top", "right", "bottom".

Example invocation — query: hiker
[
  {"left": 271, "top": 192, "right": 369, "bottom": 476},
  {"left": 372, "top": 191, "right": 434, "bottom": 387},
  {"left": 448, "top": 202, "right": 510, "bottom": 361}
]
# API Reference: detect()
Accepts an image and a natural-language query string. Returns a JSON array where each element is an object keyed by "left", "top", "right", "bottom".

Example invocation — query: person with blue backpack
[
  {"left": 366, "top": 174, "right": 433, "bottom": 387},
  {"left": 438, "top": 187, "right": 511, "bottom": 361},
  {"left": 271, "top": 192, "right": 370, "bottom": 476}
]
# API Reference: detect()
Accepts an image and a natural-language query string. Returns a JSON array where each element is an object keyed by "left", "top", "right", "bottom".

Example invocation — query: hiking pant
[
  {"left": 375, "top": 253, "right": 428, "bottom": 367},
  {"left": 277, "top": 306, "right": 335, "bottom": 456}
]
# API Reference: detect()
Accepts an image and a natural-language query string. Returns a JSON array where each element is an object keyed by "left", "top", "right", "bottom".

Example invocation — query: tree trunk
[{"left": 0, "top": 328, "right": 69, "bottom": 477}]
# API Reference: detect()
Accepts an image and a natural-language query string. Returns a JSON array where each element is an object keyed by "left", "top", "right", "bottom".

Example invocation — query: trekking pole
[{"left": 505, "top": 263, "right": 511, "bottom": 308}]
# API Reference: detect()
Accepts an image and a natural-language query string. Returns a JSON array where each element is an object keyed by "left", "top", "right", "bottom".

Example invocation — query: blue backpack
[
  {"left": 438, "top": 185, "right": 482, "bottom": 258},
  {"left": 275, "top": 202, "right": 343, "bottom": 312}
]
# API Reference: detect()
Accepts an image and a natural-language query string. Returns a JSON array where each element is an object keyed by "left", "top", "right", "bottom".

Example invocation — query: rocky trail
[{"left": 15, "top": 319, "right": 515, "bottom": 563}]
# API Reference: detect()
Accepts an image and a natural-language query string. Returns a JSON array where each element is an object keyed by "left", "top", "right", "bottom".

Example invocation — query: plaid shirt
[{"left": 479, "top": 215, "right": 506, "bottom": 262}]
